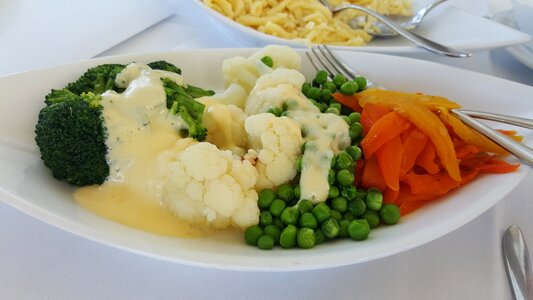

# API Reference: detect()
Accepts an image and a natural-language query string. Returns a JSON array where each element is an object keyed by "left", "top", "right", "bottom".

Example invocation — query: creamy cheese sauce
[
  {"left": 74, "top": 63, "right": 203, "bottom": 237},
  {"left": 279, "top": 94, "right": 350, "bottom": 203}
]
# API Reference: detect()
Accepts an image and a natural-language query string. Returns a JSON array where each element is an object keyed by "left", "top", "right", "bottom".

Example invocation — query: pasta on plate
[{"left": 202, "top": 0, "right": 412, "bottom": 46}]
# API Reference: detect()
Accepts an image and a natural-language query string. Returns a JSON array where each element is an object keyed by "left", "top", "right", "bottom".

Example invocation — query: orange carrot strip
[
  {"left": 376, "top": 135, "right": 403, "bottom": 191},
  {"left": 403, "top": 172, "right": 460, "bottom": 195},
  {"left": 361, "top": 155, "right": 387, "bottom": 191},
  {"left": 332, "top": 92, "right": 363, "bottom": 112},
  {"left": 399, "top": 201, "right": 426, "bottom": 216},
  {"left": 416, "top": 142, "right": 440, "bottom": 175},
  {"left": 360, "top": 110, "right": 410, "bottom": 158},
  {"left": 477, "top": 158, "right": 520, "bottom": 174},
  {"left": 383, "top": 187, "right": 400, "bottom": 204},
  {"left": 360, "top": 103, "right": 391, "bottom": 136},
  {"left": 400, "top": 128, "right": 428, "bottom": 177}
]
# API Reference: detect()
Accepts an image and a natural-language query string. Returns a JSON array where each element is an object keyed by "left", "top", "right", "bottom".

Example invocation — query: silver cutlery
[
  {"left": 318, "top": 0, "right": 471, "bottom": 57},
  {"left": 503, "top": 225, "right": 533, "bottom": 300},
  {"left": 306, "top": 44, "right": 533, "bottom": 166}
]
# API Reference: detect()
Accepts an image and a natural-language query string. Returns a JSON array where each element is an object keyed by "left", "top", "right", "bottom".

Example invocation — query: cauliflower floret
[
  {"left": 198, "top": 83, "right": 248, "bottom": 110},
  {"left": 245, "top": 113, "right": 303, "bottom": 190},
  {"left": 197, "top": 98, "right": 248, "bottom": 156},
  {"left": 244, "top": 68, "right": 317, "bottom": 115},
  {"left": 157, "top": 140, "right": 259, "bottom": 230},
  {"left": 222, "top": 45, "right": 301, "bottom": 93}
]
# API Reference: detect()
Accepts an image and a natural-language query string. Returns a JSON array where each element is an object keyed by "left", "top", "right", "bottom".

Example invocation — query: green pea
[
  {"left": 259, "top": 211, "right": 273, "bottom": 226},
  {"left": 244, "top": 225, "right": 263, "bottom": 246},
  {"left": 332, "top": 74, "right": 347, "bottom": 88},
  {"left": 340, "top": 81, "right": 358, "bottom": 95},
  {"left": 325, "top": 107, "right": 340, "bottom": 115},
  {"left": 338, "top": 219, "right": 350, "bottom": 238},
  {"left": 299, "top": 212, "right": 318, "bottom": 229},
  {"left": 297, "top": 228, "right": 316, "bottom": 249},
  {"left": 330, "top": 209, "right": 343, "bottom": 221},
  {"left": 335, "top": 151, "right": 353, "bottom": 169},
  {"left": 366, "top": 188, "right": 383, "bottom": 211},
  {"left": 321, "top": 89, "right": 333, "bottom": 102},
  {"left": 349, "top": 122, "right": 364, "bottom": 140},
  {"left": 306, "top": 87, "right": 321, "bottom": 101},
  {"left": 301, "top": 82, "right": 311, "bottom": 95},
  {"left": 269, "top": 199, "right": 286, "bottom": 217},
  {"left": 273, "top": 218, "right": 284, "bottom": 229},
  {"left": 295, "top": 156, "right": 302, "bottom": 172},
  {"left": 331, "top": 197, "right": 348, "bottom": 212},
  {"left": 267, "top": 106, "right": 283, "bottom": 117},
  {"left": 347, "top": 198, "right": 366, "bottom": 217},
  {"left": 279, "top": 224, "right": 297, "bottom": 248},
  {"left": 276, "top": 183, "right": 294, "bottom": 202},
  {"left": 315, "top": 70, "right": 328, "bottom": 84},
  {"left": 315, "top": 229, "right": 326, "bottom": 244},
  {"left": 301, "top": 141, "right": 308, "bottom": 153},
  {"left": 293, "top": 184, "right": 301, "bottom": 200},
  {"left": 328, "top": 169, "right": 336, "bottom": 185},
  {"left": 348, "top": 112, "right": 361, "bottom": 123},
  {"left": 346, "top": 146, "right": 362, "bottom": 161},
  {"left": 329, "top": 102, "right": 342, "bottom": 111},
  {"left": 257, "top": 189, "right": 276, "bottom": 209},
  {"left": 263, "top": 224, "right": 281, "bottom": 244},
  {"left": 336, "top": 169, "right": 354, "bottom": 186},
  {"left": 281, "top": 207, "right": 300, "bottom": 225},
  {"left": 355, "top": 76, "right": 367, "bottom": 91},
  {"left": 312, "top": 203, "right": 331, "bottom": 223},
  {"left": 322, "top": 218, "right": 340, "bottom": 239},
  {"left": 343, "top": 212, "right": 355, "bottom": 221},
  {"left": 380, "top": 204, "right": 401, "bottom": 225},
  {"left": 328, "top": 186, "right": 340, "bottom": 199},
  {"left": 354, "top": 190, "right": 367, "bottom": 200},
  {"left": 341, "top": 185, "right": 357, "bottom": 200},
  {"left": 257, "top": 234, "right": 275, "bottom": 250},
  {"left": 348, "top": 219, "right": 370, "bottom": 241},
  {"left": 260, "top": 56, "right": 274, "bottom": 68},
  {"left": 298, "top": 199, "right": 314, "bottom": 214},
  {"left": 342, "top": 115, "right": 351, "bottom": 125},
  {"left": 324, "top": 81, "right": 337, "bottom": 92},
  {"left": 362, "top": 210, "right": 380, "bottom": 228}
]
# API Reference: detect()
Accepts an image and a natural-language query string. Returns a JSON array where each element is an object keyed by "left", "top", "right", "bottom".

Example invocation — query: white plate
[
  {"left": 192, "top": 0, "right": 531, "bottom": 54},
  {"left": 0, "top": 48, "right": 531, "bottom": 271},
  {"left": 492, "top": 10, "right": 533, "bottom": 69}
]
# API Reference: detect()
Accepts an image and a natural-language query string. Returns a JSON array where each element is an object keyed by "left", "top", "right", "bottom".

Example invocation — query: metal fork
[{"left": 306, "top": 45, "right": 533, "bottom": 167}]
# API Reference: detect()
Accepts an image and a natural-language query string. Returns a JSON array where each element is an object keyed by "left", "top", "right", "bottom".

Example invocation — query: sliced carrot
[
  {"left": 360, "top": 110, "right": 410, "bottom": 158},
  {"left": 416, "top": 142, "right": 440, "bottom": 175},
  {"left": 360, "top": 102, "right": 391, "bottom": 136},
  {"left": 477, "top": 158, "right": 520, "bottom": 173},
  {"left": 400, "top": 128, "right": 428, "bottom": 177},
  {"left": 375, "top": 135, "right": 403, "bottom": 191},
  {"left": 361, "top": 155, "right": 387, "bottom": 191},
  {"left": 497, "top": 129, "right": 523, "bottom": 142},
  {"left": 399, "top": 201, "right": 426, "bottom": 216},
  {"left": 383, "top": 187, "right": 400, "bottom": 204},
  {"left": 403, "top": 171, "right": 460, "bottom": 195},
  {"left": 332, "top": 92, "right": 363, "bottom": 112}
]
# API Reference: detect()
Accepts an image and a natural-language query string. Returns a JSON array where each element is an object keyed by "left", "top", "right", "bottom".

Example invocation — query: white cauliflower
[
  {"left": 222, "top": 45, "right": 302, "bottom": 93},
  {"left": 198, "top": 83, "right": 248, "bottom": 110},
  {"left": 157, "top": 139, "right": 259, "bottom": 230},
  {"left": 244, "top": 113, "right": 303, "bottom": 190},
  {"left": 244, "top": 68, "right": 317, "bottom": 116}
]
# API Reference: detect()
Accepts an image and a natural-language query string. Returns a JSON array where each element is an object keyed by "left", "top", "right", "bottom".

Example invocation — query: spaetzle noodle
[{"left": 202, "top": 0, "right": 412, "bottom": 46}]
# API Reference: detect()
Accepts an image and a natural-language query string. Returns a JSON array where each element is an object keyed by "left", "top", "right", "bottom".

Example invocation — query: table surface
[{"left": 1, "top": 0, "right": 532, "bottom": 299}]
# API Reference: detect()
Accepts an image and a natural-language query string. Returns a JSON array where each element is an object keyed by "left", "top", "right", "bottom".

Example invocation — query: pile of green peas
[{"left": 243, "top": 70, "right": 401, "bottom": 250}]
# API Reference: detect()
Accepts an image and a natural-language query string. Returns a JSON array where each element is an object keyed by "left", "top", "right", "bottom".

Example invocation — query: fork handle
[
  {"left": 451, "top": 109, "right": 533, "bottom": 167},
  {"left": 454, "top": 109, "right": 533, "bottom": 129},
  {"left": 333, "top": 4, "right": 471, "bottom": 58}
]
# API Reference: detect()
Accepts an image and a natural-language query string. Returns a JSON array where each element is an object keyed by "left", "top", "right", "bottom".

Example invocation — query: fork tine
[
  {"left": 306, "top": 48, "right": 340, "bottom": 78},
  {"left": 316, "top": 45, "right": 356, "bottom": 81}
]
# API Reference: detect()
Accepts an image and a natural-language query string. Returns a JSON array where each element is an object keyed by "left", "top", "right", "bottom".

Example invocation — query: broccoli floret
[
  {"left": 66, "top": 64, "right": 126, "bottom": 95},
  {"left": 163, "top": 78, "right": 208, "bottom": 141},
  {"left": 184, "top": 84, "right": 215, "bottom": 98},
  {"left": 148, "top": 61, "right": 182, "bottom": 74},
  {"left": 44, "top": 88, "right": 80, "bottom": 106},
  {"left": 35, "top": 99, "right": 108, "bottom": 186}
]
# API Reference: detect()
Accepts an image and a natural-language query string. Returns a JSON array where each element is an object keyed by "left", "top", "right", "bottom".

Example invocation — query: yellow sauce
[{"left": 75, "top": 184, "right": 206, "bottom": 237}]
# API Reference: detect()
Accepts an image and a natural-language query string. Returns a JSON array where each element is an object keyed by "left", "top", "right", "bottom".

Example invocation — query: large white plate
[
  {"left": 193, "top": 0, "right": 531, "bottom": 53},
  {"left": 0, "top": 48, "right": 531, "bottom": 271}
]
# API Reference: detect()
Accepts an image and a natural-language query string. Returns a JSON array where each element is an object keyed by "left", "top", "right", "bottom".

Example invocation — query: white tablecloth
[{"left": 1, "top": 0, "right": 532, "bottom": 299}]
